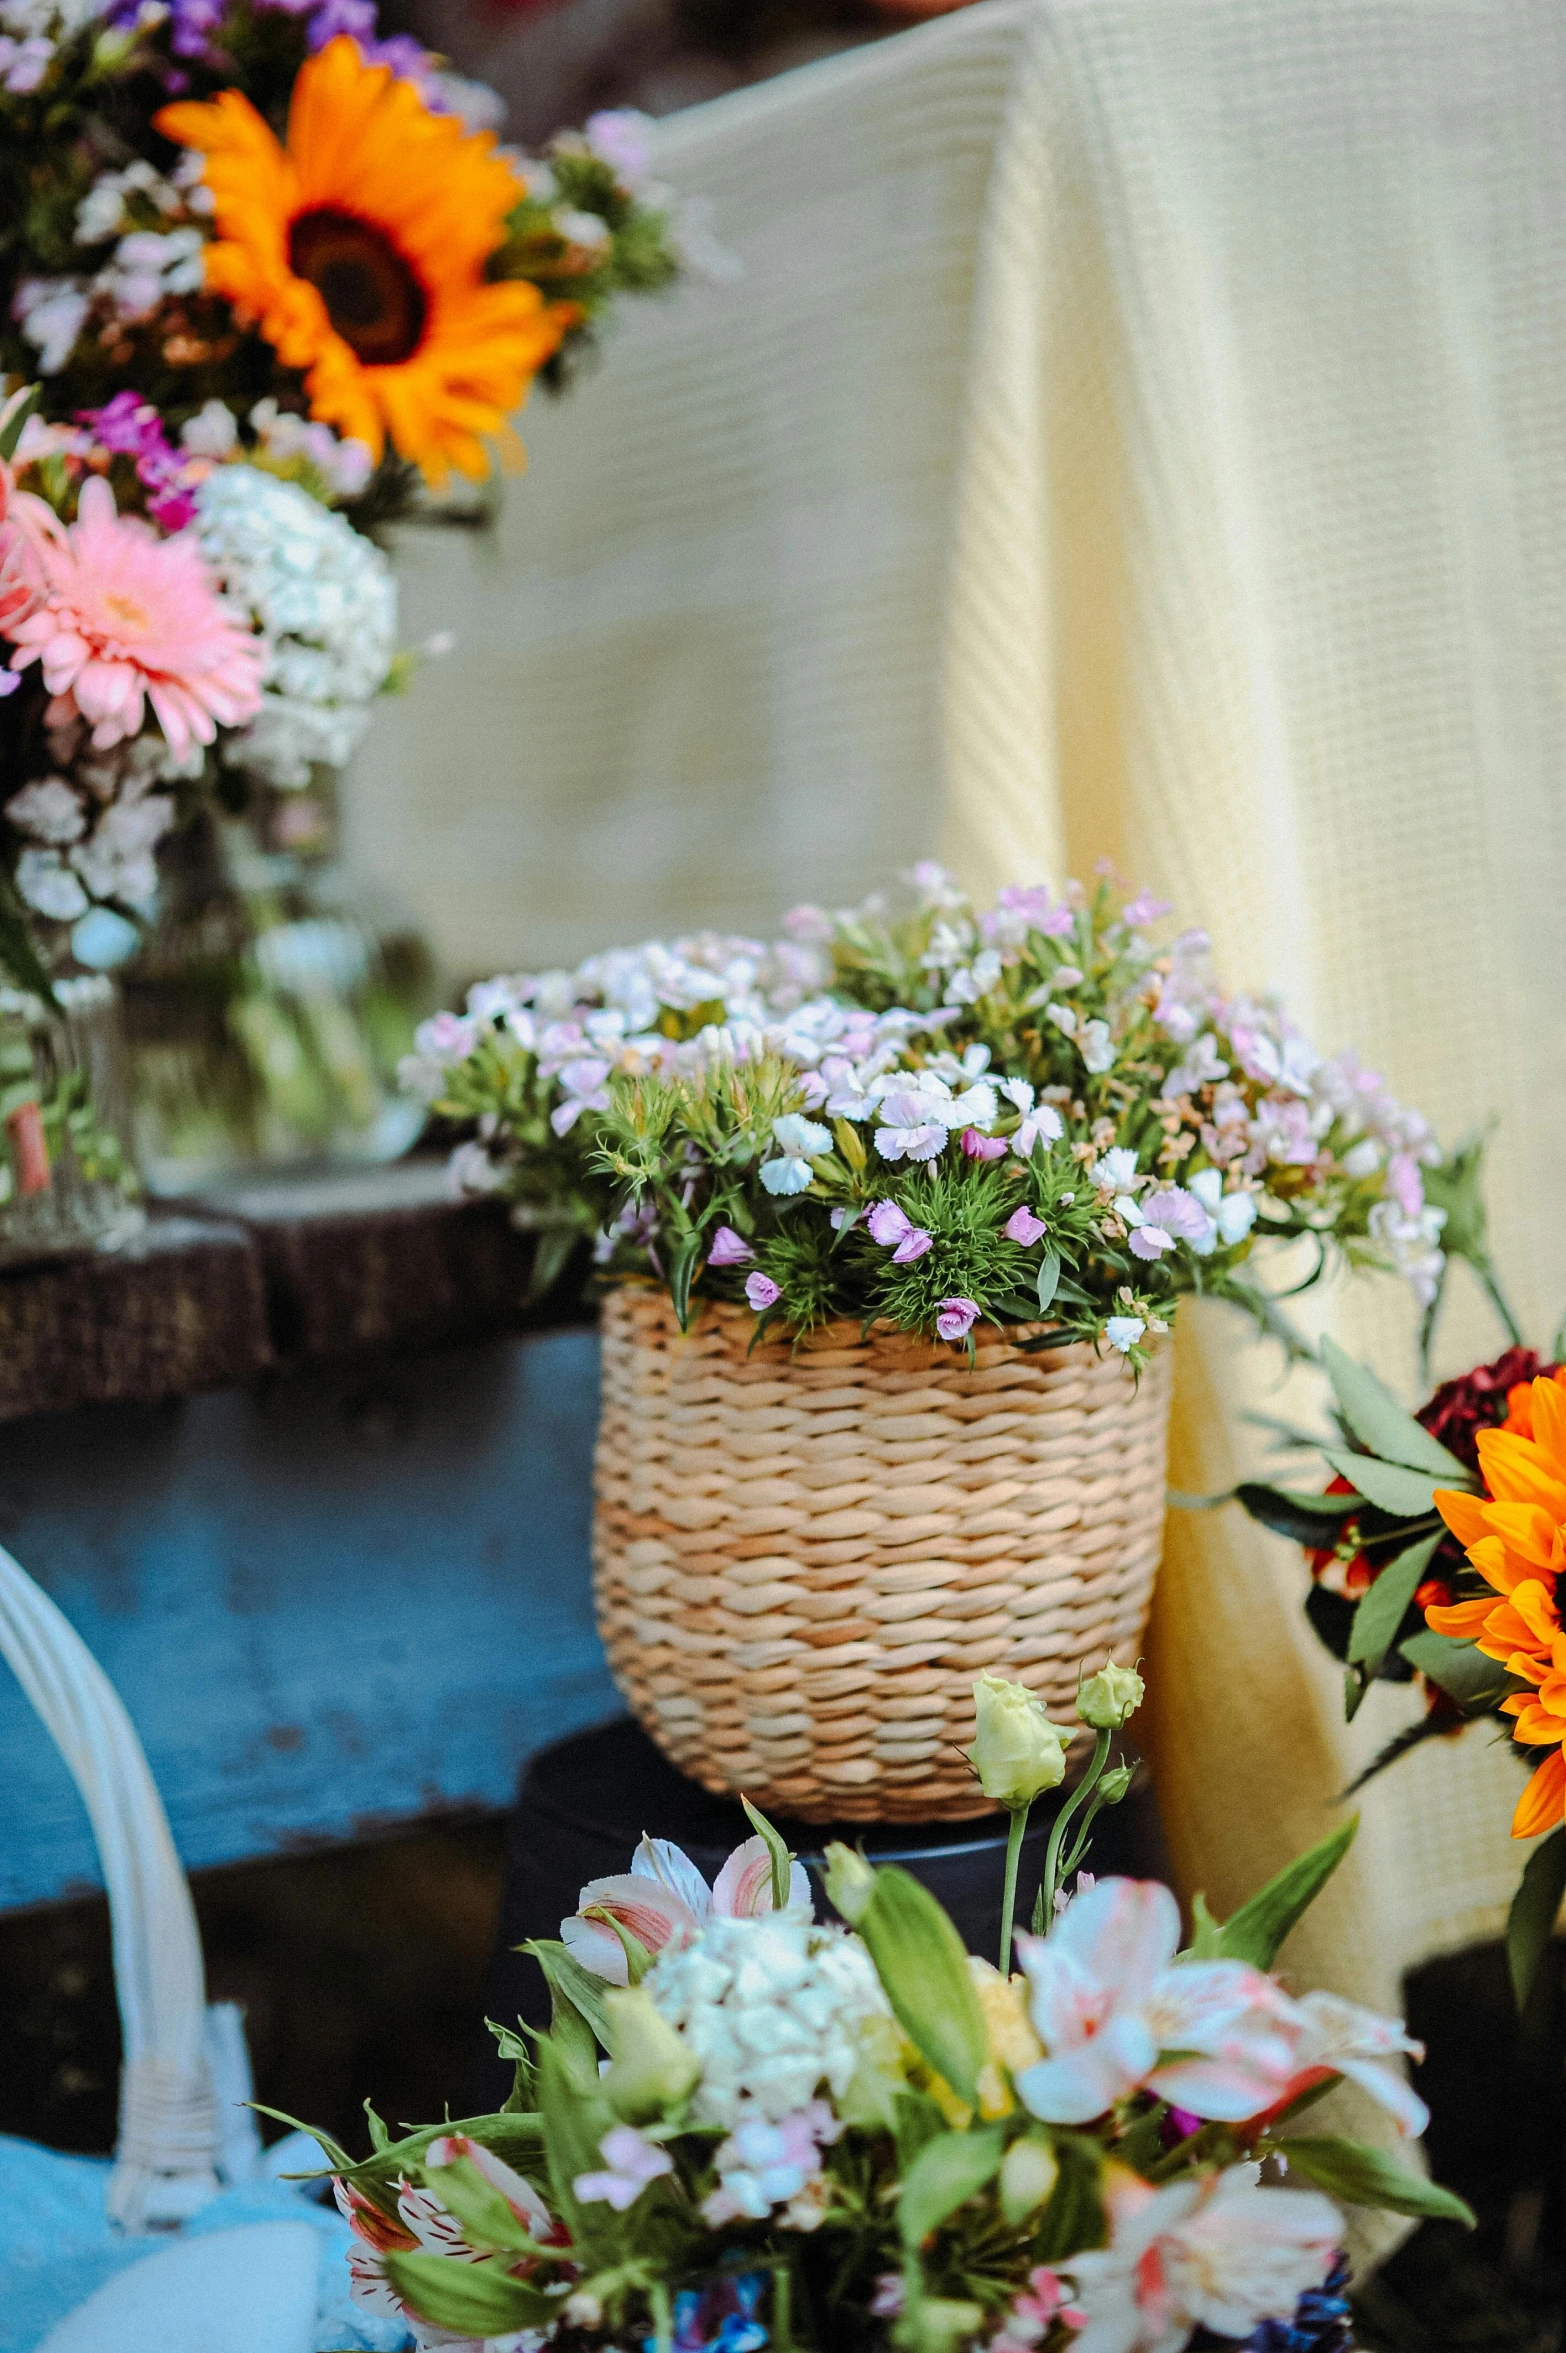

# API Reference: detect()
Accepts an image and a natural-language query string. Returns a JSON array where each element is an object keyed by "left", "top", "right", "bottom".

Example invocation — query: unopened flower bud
[
  {"left": 822, "top": 1841, "right": 877, "bottom": 1924},
  {"left": 602, "top": 1986, "right": 700, "bottom": 2122},
  {"left": 1076, "top": 1661, "right": 1145, "bottom": 1731},
  {"left": 999, "top": 2133, "right": 1060, "bottom": 2224},
  {"left": 964, "top": 1674, "right": 1069, "bottom": 1810},
  {"left": 1096, "top": 1763, "right": 1135, "bottom": 1805}
]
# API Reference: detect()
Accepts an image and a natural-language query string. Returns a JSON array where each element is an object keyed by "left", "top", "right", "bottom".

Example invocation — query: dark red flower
[{"left": 1415, "top": 1345, "right": 1543, "bottom": 1470}]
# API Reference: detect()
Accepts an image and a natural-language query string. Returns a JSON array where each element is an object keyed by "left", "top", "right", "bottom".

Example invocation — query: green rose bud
[
  {"left": 1076, "top": 1661, "right": 1145, "bottom": 1731},
  {"left": 822, "top": 1841, "right": 877, "bottom": 1924},
  {"left": 999, "top": 2133, "right": 1060, "bottom": 2224},
  {"left": 601, "top": 1986, "right": 701, "bottom": 2122},
  {"left": 963, "top": 1674, "right": 1069, "bottom": 1810}
]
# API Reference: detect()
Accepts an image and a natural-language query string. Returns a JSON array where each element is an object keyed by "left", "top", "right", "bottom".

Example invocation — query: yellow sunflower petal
[
  {"left": 1475, "top": 1427, "right": 1566, "bottom": 1513},
  {"left": 1434, "top": 1487, "right": 1493, "bottom": 1550}
]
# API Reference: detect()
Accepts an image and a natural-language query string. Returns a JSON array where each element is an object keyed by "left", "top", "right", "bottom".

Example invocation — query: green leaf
[
  {"left": 1035, "top": 1253, "right": 1061, "bottom": 1314},
  {"left": 1205, "top": 1817, "right": 1358, "bottom": 1968},
  {"left": 1346, "top": 1533, "right": 1442, "bottom": 1671},
  {"left": 897, "top": 2126, "right": 1005, "bottom": 2247},
  {"left": 892, "top": 2089, "right": 949, "bottom": 2174},
  {"left": 856, "top": 1867, "right": 986, "bottom": 2107},
  {"left": 741, "top": 1795, "right": 793, "bottom": 1911},
  {"left": 1185, "top": 1892, "right": 1225, "bottom": 1959},
  {"left": 670, "top": 1229, "right": 701, "bottom": 1330},
  {"left": 526, "top": 1222, "right": 577, "bottom": 1304},
  {"left": 1506, "top": 1824, "right": 1566, "bottom": 2010},
  {"left": 384, "top": 2252, "right": 559, "bottom": 2335},
  {"left": 535, "top": 2030, "right": 616, "bottom": 2247},
  {"left": 579, "top": 1907, "right": 651, "bottom": 1985},
  {"left": 1318, "top": 1337, "right": 1470, "bottom": 1481},
  {"left": 1321, "top": 1449, "right": 1440, "bottom": 1518},
  {"left": 1234, "top": 1482, "right": 1358, "bottom": 1548},
  {"left": 1033, "top": 2137, "right": 1106, "bottom": 2263},
  {"left": 1399, "top": 1629, "right": 1518, "bottom": 1706},
  {"left": 0, "top": 863, "right": 59, "bottom": 1006},
  {"left": 524, "top": 1939, "right": 611, "bottom": 2050},
  {"left": 1279, "top": 2136, "right": 1475, "bottom": 2226},
  {"left": 0, "top": 384, "right": 39, "bottom": 463}
]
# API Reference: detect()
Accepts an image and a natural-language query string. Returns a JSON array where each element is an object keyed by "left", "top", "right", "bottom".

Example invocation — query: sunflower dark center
[{"left": 288, "top": 207, "right": 427, "bottom": 366}]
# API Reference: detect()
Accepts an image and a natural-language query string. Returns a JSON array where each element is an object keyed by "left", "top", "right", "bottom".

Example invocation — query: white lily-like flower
[
  {"left": 1013, "top": 1880, "right": 1285, "bottom": 2125},
  {"left": 1066, "top": 2164, "right": 1341, "bottom": 2353},
  {"left": 563, "top": 1833, "right": 812, "bottom": 1984}
]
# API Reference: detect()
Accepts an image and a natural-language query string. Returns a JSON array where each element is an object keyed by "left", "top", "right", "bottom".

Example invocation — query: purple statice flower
[
  {"left": 105, "top": 0, "right": 449, "bottom": 99},
  {"left": 76, "top": 394, "right": 200, "bottom": 531}
]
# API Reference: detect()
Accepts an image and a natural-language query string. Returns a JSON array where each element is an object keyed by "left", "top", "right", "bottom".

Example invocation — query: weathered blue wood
[{"left": 0, "top": 1328, "right": 620, "bottom": 1911}]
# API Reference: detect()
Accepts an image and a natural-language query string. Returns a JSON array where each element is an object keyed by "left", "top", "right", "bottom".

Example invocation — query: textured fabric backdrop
[{"left": 345, "top": 0, "right": 1566, "bottom": 2159}]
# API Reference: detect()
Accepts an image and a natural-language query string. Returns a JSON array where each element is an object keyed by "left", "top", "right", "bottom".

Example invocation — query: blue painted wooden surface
[{"left": 0, "top": 1328, "right": 621, "bottom": 1910}]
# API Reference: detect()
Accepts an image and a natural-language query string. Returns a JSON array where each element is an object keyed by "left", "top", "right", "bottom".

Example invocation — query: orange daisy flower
[
  {"left": 1431, "top": 1373, "right": 1566, "bottom": 1838},
  {"left": 157, "top": 38, "right": 571, "bottom": 486}
]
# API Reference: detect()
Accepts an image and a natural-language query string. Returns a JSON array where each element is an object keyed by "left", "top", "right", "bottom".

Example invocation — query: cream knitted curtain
[{"left": 346, "top": 0, "right": 1566, "bottom": 2065}]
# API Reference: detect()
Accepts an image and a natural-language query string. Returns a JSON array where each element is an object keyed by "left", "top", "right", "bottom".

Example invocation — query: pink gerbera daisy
[{"left": 7, "top": 476, "right": 263, "bottom": 758}]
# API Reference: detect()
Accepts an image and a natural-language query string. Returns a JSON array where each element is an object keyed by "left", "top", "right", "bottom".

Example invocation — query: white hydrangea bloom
[
  {"left": 646, "top": 1916, "right": 889, "bottom": 2131},
  {"left": 193, "top": 465, "right": 398, "bottom": 788}
]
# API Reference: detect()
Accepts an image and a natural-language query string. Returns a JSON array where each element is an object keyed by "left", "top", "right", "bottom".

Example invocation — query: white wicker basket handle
[{"left": 0, "top": 1542, "right": 223, "bottom": 2230}]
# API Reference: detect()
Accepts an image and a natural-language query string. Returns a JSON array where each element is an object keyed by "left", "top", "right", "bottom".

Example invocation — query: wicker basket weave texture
[{"left": 592, "top": 1288, "right": 1173, "bottom": 1822}]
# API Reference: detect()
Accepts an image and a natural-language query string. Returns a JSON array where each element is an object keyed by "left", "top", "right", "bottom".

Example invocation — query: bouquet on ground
[
  {"left": 1231, "top": 1144, "right": 1565, "bottom": 2005},
  {"left": 0, "top": 0, "right": 688, "bottom": 988},
  {"left": 408, "top": 866, "right": 1445, "bottom": 1362},
  {"left": 289, "top": 1670, "right": 1467, "bottom": 2353}
]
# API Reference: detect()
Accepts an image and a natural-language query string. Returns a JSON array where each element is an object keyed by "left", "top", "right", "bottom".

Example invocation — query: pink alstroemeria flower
[
  {"left": 336, "top": 2134, "right": 568, "bottom": 2346},
  {"left": 935, "top": 1297, "right": 980, "bottom": 1343},
  {"left": 707, "top": 1223, "right": 755, "bottom": 1266},
  {"left": 1005, "top": 1204, "right": 1049, "bottom": 1247},
  {"left": 1013, "top": 1880, "right": 1284, "bottom": 2126},
  {"left": 1151, "top": 1983, "right": 1428, "bottom": 2139},
  {"left": 746, "top": 1271, "right": 782, "bottom": 1312},
  {"left": 992, "top": 2265, "right": 1085, "bottom": 2351},
  {"left": 866, "top": 1198, "right": 933, "bottom": 1262},
  {"left": 1066, "top": 2166, "right": 1340, "bottom": 2353},
  {"left": 562, "top": 1831, "right": 812, "bottom": 1984}
]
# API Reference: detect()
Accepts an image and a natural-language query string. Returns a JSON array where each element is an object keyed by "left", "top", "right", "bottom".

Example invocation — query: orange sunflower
[
  {"left": 157, "top": 38, "right": 571, "bottom": 485},
  {"left": 1431, "top": 1372, "right": 1566, "bottom": 1838}
]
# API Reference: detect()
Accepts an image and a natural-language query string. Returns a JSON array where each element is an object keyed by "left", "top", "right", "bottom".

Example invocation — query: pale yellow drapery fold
[{"left": 347, "top": 0, "right": 1566, "bottom": 2137}]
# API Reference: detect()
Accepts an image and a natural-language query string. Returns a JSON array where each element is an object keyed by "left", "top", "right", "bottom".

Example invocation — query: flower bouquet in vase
[
  {"left": 1229, "top": 1146, "right": 1566, "bottom": 2008},
  {"left": 0, "top": 0, "right": 689, "bottom": 1193},
  {"left": 409, "top": 865, "right": 1444, "bottom": 1820},
  {"left": 284, "top": 1672, "right": 1469, "bottom": 2353}
]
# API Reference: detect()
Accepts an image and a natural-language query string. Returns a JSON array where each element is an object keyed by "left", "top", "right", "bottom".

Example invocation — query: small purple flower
[
  {"left": 1122, "top": 889, "right": 1173, "bottom": 926},
  {"left": 1004, "top": 1203, "right": 1049, "bottom": 1246},
  {"left": 707, "top": 1224, "right": 754, "bottom": 1267},
  {"left": 865, "top": 1199, "right": 933, "bottom": 1261},
  {"left": 1386, "top": 1150, "right": 1425, "bottom": 1219},
  {"left": 961, "top": 1126, "right": 1008, "bottom": 1161},
  {"left": 935, "top": 1297, "right": 980, "bottom": 1343},
  {"left": 585, "top": 106, "right": 654, "bottom": 188},
  {"left": 745, "top": 1272, "right": 782, "bottom": 1313},
  {"left": 573, "top": 2123, "right": 673, "bottom": 2212}
]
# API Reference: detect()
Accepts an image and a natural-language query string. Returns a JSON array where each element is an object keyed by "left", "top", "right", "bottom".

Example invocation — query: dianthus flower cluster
[{"left": 411, "top": 867, "right": 1442, "bottom": 1357}]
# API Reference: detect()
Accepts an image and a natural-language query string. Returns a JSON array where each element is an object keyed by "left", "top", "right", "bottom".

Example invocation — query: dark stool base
[{"left": 473, "top": 1716, "right": 1170, "bottom": 2111}]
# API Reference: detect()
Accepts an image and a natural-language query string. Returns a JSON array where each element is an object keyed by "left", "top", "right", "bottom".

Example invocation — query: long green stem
[
  {"left": 998, "top": 1803, "right": 1030, "bottom": 1975},
  {"left": 1042, "top": 1729, "right": 1111, "bottom": 1931},
  {"left": 1479, "top": 1260, "right": 1526, "bottom": 1350}
]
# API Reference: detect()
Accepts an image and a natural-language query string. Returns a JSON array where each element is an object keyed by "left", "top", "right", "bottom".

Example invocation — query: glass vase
[
  {"left": 123, "top": 774, "right": 436, "bottom": 1196},
  {"left": 0, "top": 971, "right": 145, "bottom": 1268}
]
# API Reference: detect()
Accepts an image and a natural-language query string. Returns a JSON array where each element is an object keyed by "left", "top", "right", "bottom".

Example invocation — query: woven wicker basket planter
[{"left": 592, "top": 1287, "right": 1173, "bottom": 1823}]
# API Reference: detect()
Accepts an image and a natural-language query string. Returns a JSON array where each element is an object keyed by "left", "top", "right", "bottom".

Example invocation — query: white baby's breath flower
[{"left": 194, "top": 466, "right": 397, "bottom": 788}]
